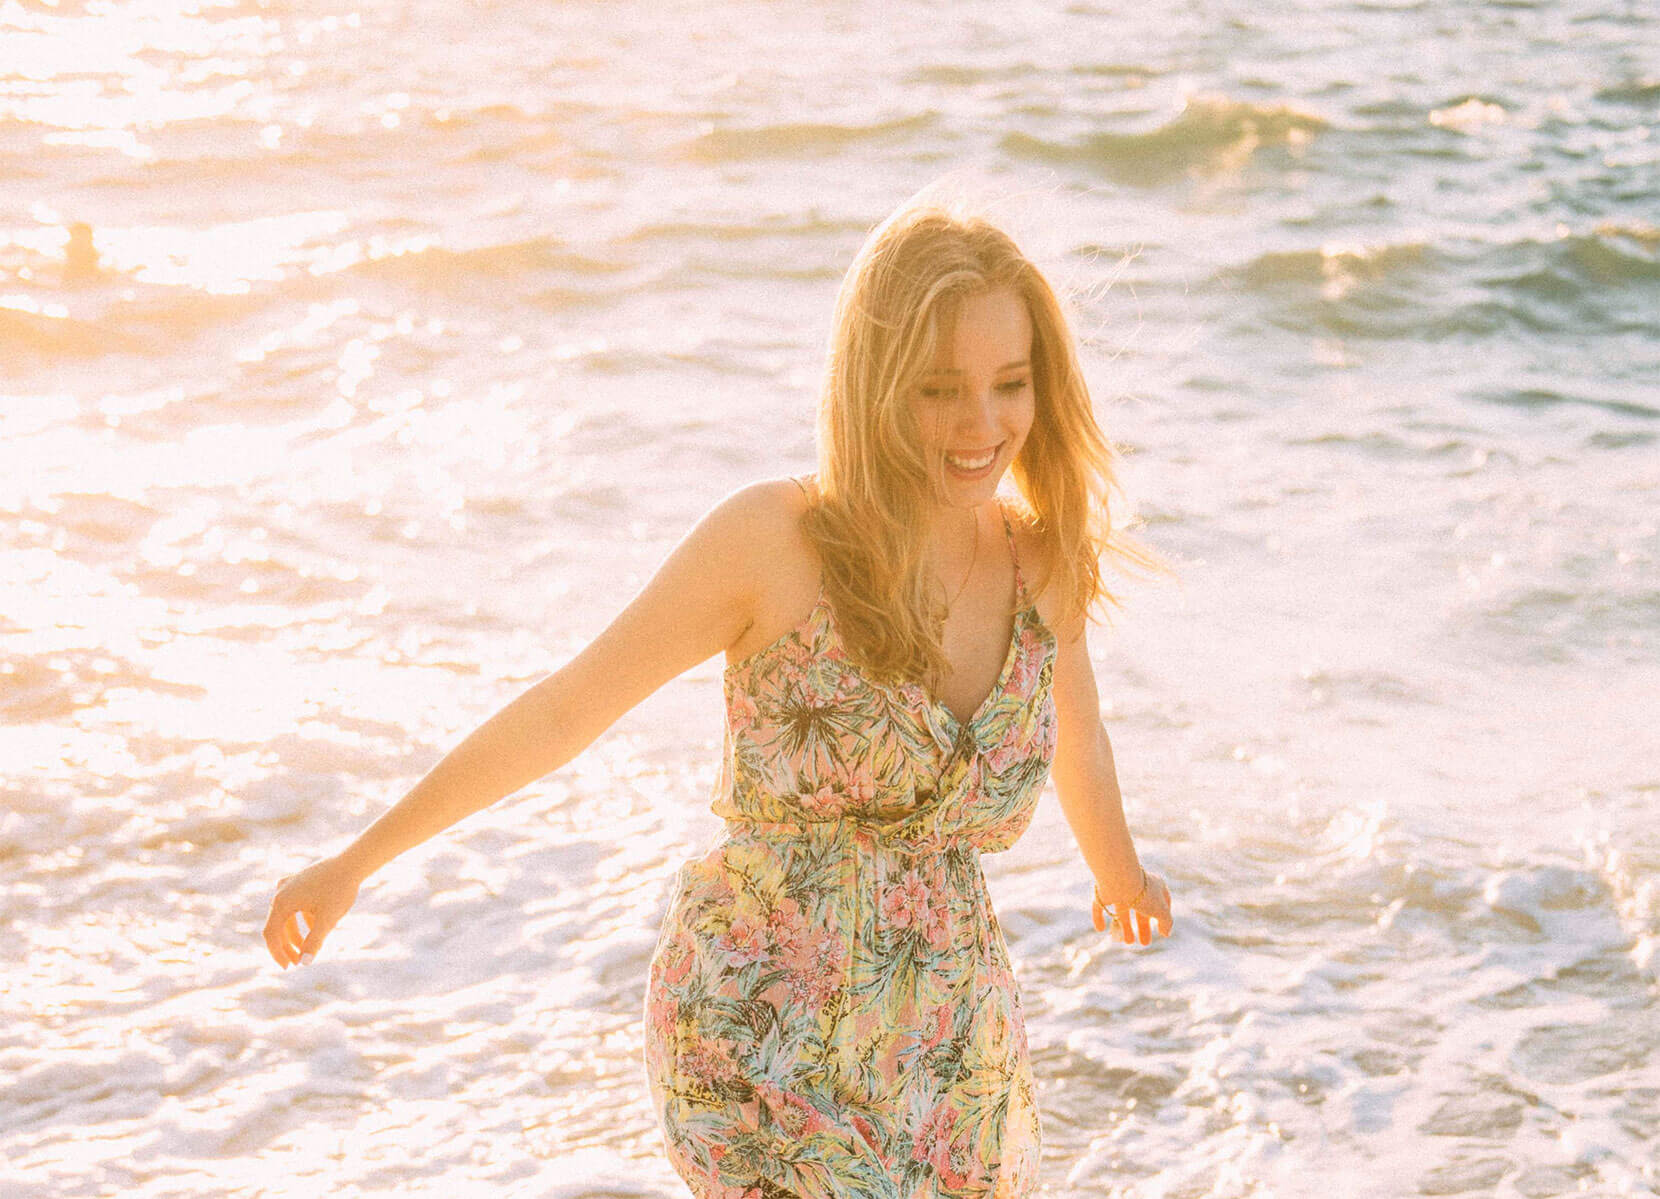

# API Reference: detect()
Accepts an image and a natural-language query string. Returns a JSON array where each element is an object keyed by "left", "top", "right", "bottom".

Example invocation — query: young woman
[{"left": 264, "top": 195, "right": 1174, "bottom": 1198}]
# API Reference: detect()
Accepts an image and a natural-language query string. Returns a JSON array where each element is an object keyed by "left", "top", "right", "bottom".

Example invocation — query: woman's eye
[{"left": 917, "top": 379, "right": 1026, "bottom": 399}]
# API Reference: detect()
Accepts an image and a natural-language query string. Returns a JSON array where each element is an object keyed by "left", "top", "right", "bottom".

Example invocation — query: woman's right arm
[{"left": 262, "top": 481, "right": 781, "bottom": 968}]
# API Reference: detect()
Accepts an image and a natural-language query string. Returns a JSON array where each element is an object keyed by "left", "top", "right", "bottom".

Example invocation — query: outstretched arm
[
  {"left": 1048, "top": 607, "right": 1174, "bottom": 946},
  {"left": 263, "top": 483, "right": 773, "bottom": 967}
]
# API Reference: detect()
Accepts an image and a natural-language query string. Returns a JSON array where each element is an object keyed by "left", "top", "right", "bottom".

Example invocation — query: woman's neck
[{"left": 925, "top": 499, "right": 984, "bottom": 569}]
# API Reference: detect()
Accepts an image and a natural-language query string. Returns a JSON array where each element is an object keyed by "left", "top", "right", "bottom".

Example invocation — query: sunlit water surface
[{"left": 3, "top": 1, "right": 1657, "bottom": 1196}]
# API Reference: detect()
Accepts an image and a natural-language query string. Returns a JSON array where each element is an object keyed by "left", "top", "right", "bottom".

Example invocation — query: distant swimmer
[{"left": 63, "top": 222, "right": 99, "bottom": 284}]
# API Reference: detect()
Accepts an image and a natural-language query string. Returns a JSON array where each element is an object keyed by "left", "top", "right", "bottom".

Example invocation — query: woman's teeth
[{"left": 945, "top": 448, "right": 997, "bottom": 471}]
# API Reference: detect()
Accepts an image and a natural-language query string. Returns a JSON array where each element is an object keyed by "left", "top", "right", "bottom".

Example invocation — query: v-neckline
[
  {"left": 921, "top": 603, "right": 1028, "bottom": 733},
  {"left": 919, "top": 500, "right": 1030, "bottom": 732}
]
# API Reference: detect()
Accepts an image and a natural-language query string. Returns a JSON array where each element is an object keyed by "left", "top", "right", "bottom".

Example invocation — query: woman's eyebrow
[{"left": 927, "top": 359, "right": 1030, "bottom": 375}]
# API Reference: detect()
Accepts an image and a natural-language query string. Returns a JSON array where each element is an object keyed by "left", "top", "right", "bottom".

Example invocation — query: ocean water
[{"left": 2, "top": 0, "right": 1657, "bottom": 1195}]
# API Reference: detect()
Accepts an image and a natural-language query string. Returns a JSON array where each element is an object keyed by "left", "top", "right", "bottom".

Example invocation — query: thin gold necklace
[{"left": 942, "top": 508, "right": 979, "bottom": 613}]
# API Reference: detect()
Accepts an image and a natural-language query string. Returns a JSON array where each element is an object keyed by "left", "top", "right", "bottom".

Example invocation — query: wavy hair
[{"left": 801, "top": 195, "right": 1163, "bottom": 690}]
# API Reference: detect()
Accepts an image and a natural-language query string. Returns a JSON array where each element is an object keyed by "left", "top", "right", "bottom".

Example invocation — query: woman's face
[{"left": 913, "top": 284, "right": 1036, "bottom": 512}]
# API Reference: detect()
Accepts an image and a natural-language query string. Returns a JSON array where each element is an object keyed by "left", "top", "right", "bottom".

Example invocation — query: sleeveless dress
[{"left": 643, "top": 501, "right": 1059, "bottom": 1199}]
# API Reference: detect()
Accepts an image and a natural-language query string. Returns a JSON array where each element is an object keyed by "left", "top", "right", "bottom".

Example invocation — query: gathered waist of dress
[{"left": 720, "top": 814, "right": 977, "bottom": 856}]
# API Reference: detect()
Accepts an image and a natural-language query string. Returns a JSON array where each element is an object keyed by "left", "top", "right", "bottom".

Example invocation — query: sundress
[{"left": 643, "top": 501, "right": 1059, "bottom": 1199}]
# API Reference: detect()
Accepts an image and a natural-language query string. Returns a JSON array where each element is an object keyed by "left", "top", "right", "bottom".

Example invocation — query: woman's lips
[{"left": 945, "top": 443, "right": 1001, "bottom": 477}]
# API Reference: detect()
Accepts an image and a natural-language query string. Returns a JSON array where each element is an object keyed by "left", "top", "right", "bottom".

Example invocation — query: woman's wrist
[
  {"left": 334, "top": 841, "right": 379, "bottom": 885},
  {"left": 1093, "top": 864, "right": 1148, "bottom": 910}
]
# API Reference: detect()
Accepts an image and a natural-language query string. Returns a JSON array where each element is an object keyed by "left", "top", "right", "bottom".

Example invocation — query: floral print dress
[{"left": 644, "top": 503, "right": 1058, "bottom": 1199}]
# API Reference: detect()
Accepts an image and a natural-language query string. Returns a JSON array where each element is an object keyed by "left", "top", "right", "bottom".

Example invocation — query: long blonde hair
[{"left": 802, "top": 195, "right": 1162, "bottom": 690}]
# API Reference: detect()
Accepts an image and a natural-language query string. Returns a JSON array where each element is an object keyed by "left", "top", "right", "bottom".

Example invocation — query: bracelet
[{"left": 1093, "top": 866, "right": 1148, "bottom": 912}]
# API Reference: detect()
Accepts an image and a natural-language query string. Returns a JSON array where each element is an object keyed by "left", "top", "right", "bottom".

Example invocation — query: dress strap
[
  {"left": 788, "top": 475, "right": 827, "bottom": 608},
  {"left": 996, "top": 499, "right": 1028, "bottom": 608}
]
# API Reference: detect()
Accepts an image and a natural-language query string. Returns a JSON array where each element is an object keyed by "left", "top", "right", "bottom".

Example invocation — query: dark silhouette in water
[{"left": 63, "top": 223, "right": 99, "bottom": 284}]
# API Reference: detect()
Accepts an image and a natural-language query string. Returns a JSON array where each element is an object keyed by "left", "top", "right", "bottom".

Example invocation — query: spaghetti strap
[
  {"left": 997, "top": 499, "right": 1027, "bottom": 607},
  {"left": 788, "top": 475, "right": 826, "bottom": 606}
]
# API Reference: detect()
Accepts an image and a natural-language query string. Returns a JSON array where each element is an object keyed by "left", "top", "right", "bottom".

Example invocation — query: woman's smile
[{"left": 944, "top": 443, "right": 1003, "bottom": 477}]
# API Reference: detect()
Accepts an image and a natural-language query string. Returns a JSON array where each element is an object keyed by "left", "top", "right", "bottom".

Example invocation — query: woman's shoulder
[
  {"left": 698, "top": 474, "right": 820, "bottom": 582},
  {"left": 709, "top": 476, "right": 823, "bottom": 663},
  {"left": 705, "top": 474, "right": 817, "bottom": 539}
]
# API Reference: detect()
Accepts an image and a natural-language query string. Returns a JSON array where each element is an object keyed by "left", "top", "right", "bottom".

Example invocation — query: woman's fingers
[
  {"left": 264, "top": 856, "right": 360, "bottom": 969},
  {"left": 263, "top": 902, "right": 293, "bottom": 967},
  {"left": 268, "top": 906, "right": 322, "bottom": 966},
  {"left": 1090, "top": 879, "right": 1175, "bottom": 947},
  {"left": 297, "top": 913, "right": 327, "bottom": 963},
  {"left": 263, "top": 882, "right": 284, "bottom": 965},
  {"left": 267, "top": 898, "right": 318, "bottom": 966}
]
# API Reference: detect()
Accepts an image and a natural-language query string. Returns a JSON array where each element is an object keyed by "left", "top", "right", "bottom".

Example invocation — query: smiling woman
[{"left": 263, "top": 188, "right": 1173, "bottom": 1198}]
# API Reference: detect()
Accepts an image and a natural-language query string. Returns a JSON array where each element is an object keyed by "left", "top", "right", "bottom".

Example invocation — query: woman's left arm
[{"left": 1048, "top": 607, "right": 1174, "bottom": 946}]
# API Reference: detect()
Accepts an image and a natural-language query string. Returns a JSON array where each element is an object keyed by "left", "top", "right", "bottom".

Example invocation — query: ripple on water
[
  {"left": 1417, "top": 1077, "right": 1531, "bottom": 1138},
  {"left": 683, "top": 113, "right": 939, "bottom": 162},
  {"left": 1474, "top": 584, "right": 1660, "bottom": 665},
  {"left": 1001, "top": 93, "right": 1329, "bottom": 187},
  {"left": 1510, "top": 1017, "right": 1656, "bottom": 1087},
  {"left": 1210, "top": 227, "right": 1660, "bottom": 343},
  {"left": 1471, "top": 385, "right": 1660, "bottom": 422},
  {"left": 1417, "top": 1156, "right": 1515, "bottom": 1196}
]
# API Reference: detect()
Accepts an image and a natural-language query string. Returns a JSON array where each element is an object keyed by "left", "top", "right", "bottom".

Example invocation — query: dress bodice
[{"left": 710, "top": 505, "right": 1058, "bottom": 854}]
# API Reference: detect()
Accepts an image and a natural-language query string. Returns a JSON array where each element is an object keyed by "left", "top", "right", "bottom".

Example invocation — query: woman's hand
[
  {"left": 264, "top": 855, "right": 362, "bottom": 968},
  {"left": 1091, "top": 870, "right": 1173, "bottom": 947}
]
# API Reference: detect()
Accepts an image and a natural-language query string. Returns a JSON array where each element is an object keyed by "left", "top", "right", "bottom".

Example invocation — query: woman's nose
[{"left": 953, "top": 389, "right": 998, "bottom": 438}]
